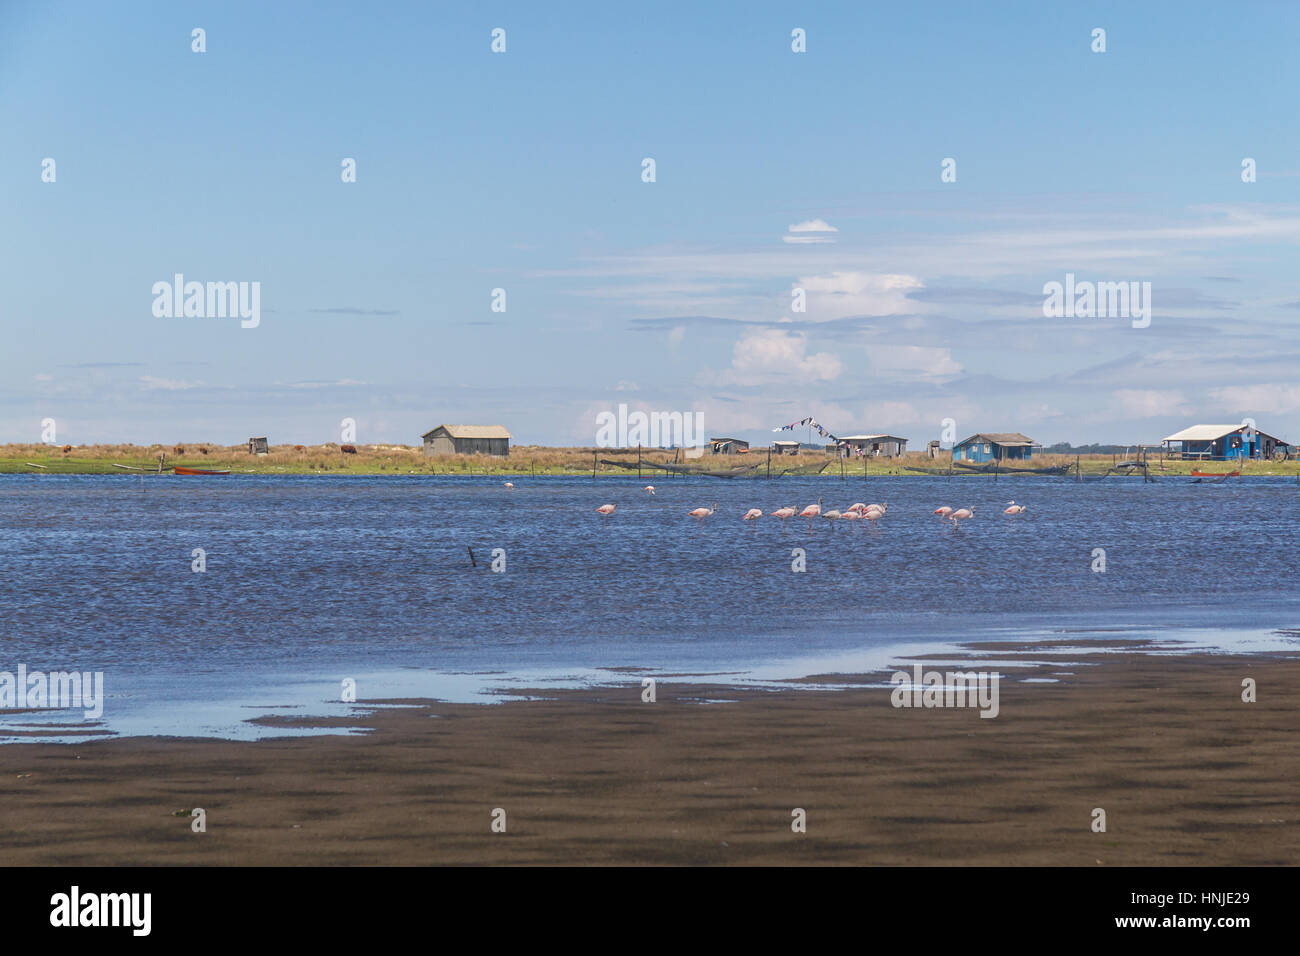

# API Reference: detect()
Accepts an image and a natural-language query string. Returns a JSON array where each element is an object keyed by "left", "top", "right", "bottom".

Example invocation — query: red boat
[
  {"left": 173, "top": 466, "right": 230, "bottom": 476},
  {"left": 1190, "top": 469, "right": 1239, "bottom": 478}
]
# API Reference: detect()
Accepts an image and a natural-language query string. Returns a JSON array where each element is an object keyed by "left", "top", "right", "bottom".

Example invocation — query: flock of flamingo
[{"left": 574, "top": 484, "right": 1028, "bottom": 530}]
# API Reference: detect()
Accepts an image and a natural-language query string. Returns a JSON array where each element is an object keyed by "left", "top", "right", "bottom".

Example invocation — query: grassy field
[{"left": 2, "top": 443, "right": 1298, "bottom": 478}]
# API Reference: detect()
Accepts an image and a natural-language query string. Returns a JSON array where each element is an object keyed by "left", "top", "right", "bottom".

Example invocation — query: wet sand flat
[{"left": 1, "top": 648, "right": 1297, "bottom": 865}]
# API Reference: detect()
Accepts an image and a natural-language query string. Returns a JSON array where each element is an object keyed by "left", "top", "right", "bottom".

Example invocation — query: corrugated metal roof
[
  {"left": 1162, "top": 424, "right": 1243, "bottom": 442},
  {"left": 840, "top": 434, "right": 908, "bottom": 441},
  {"left": 422, "top": 424, "right": 512, "bottom": 440},
  {"left": 957, "top": 432, "right": 1034, "bottom": 446}
]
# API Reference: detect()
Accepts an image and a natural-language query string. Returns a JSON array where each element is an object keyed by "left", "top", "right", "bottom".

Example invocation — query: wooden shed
[
  {"left": 247, "top": 436, "right": 269, "bottom": 455},
  {"left": 772, "top": 440, "right": 800, "bottom": 455},
  {"left": 839, "top": 434, "right": 908, "bottom": 458},
  {"left": 422, "top": 424, "right": 511, "bottom": 457},
  {"left": 708, "top": 437, "right": 750, "bottom": 455}
]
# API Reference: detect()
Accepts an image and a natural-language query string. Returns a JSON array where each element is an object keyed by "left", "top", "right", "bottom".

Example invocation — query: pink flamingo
[
  {"left": 1004, "top": 501, "right": 1026, "bottom": 515},
  {"left": 743, "top": 508, "right": 763, "bottom": 527},
  {"left": 847, "top": 502, "right": 868, "bottom": 514},
  {"left": 822, "top": 509, "right": 842, "bottom": 530},
  {"left": 863, "top": 505, "right": 884, "bottom": 531},
  {"left": 933, "top": 506, "right": 953, "bottom": 518},
  {"left": 687, "top": 502, "right": 717, "bottom": 527},
  {"left": 949, "top": 506, "right": 974, "bottom": 530},
  {"left": 643, "top": 485, "right": 656, "bottom": 495},
  {"left": 798, "top": 497, "right": 823, "bottom": 531},
  {"left": 503, "top": 482, "right": 514, "bottom": 489},
  {"left": 596, "top": 503, "right": 616, "bottom": 524},
  {"left": 842, "top": 510, "right": 863, "bottom": 529},
  {"left": 772, "top": 506, "right": 796, "bottom": 529}
]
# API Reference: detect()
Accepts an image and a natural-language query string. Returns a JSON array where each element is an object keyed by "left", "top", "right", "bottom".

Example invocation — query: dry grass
[{"left": 2, "top": 443, "right": 1298, "bottom": 476}]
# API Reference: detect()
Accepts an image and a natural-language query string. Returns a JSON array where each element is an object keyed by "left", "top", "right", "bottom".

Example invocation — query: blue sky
[{"left": 4, "top": 0, "right": 1300, "bottom": 447}]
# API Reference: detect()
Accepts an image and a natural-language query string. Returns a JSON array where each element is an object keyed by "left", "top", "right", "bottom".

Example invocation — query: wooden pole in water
[
  {"left": 467, "top": 546, "right": 477, "bottom": 568},
  {"left": 637, "top": 443, "right": 642, "bottom": 479},
  {"left": 767, "top": 447, "right": 771, "bottom": 479},
  {"left": 592, "top": 452, "right": 596, "bottom": 480},
  {"left": 839, "top": 454, "right": 844, "bottom": 480}
]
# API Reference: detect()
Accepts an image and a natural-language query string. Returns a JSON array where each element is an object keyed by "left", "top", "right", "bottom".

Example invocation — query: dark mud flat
[{"left": 1, "top": 647, "right": 1296, "bottom": 865}]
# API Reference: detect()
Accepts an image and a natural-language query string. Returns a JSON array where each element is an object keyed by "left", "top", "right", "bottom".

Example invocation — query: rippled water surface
[{"left": 2, "top": 473, "right": 1297, "bottom": 738}]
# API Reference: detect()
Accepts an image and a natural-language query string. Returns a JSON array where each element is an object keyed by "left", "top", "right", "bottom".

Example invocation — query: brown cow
[{"left": 340, "top": 444, "right": 358, "bottom": 454}]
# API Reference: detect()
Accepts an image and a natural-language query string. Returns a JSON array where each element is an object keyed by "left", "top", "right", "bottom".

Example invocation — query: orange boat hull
[
  {"left": 1191, "top": 469, "right": 1239, "bottom": 477},
  {"left": 174, "top": 466, "right": 230, "bottom": 476}
]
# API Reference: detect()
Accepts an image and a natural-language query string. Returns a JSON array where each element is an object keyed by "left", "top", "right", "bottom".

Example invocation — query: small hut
[
  {"left": 708, "top": 437, "right": 750, "bottom": 455},
  {"left": 422, "top": 424, "right": 511, "bottom": 457},
  {"left": 772, "top": 440, "right": 800, "bottom": 455},
  {"left": 954, "top": 433, "right": 1036, "bottom": 463},
  {"left": 839, "top": 434, "right": 908, "bottom": 458},
  {"left": 247, "top": 436, "right": 269, "bottom": 455}
]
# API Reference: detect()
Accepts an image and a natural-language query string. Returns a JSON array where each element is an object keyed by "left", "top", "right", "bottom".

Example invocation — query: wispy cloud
[
  {"left": 309, "top": 307, "right": 400, "bottom": 316},
  {"left": 57, "top": 361, "right": 146, "bottom": 369},
  {"left": 784, "top": 218, "right": 839, "bottom": 244}
]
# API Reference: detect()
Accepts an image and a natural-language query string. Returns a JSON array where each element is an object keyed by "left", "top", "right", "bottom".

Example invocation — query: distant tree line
[{"left": 1042, "top": 442, "right": 1157, "bottom": 455}]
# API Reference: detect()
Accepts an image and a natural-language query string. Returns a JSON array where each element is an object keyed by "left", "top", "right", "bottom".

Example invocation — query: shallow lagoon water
[{"left": 1, "top": 473, "right": 1297, "bottom": 740}]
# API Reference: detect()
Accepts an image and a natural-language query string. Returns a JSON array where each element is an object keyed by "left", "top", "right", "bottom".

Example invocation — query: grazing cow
[
  {"left": 340, "top": 444, "right": 358, "bottom": 454},
  {"left": 174, "top": 445, "right": 185, "bottom": 455},
  {"left": 61, "top": 445, "right": 71, "bottom": 453}
]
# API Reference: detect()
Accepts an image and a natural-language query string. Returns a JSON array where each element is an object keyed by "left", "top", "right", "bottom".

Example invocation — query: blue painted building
[
  {"left": 1161, "top": 424, "right": 1292, "bottom": 461},
  {"left": 953, "top": 432, "right": 1037, "bottom": 463}
]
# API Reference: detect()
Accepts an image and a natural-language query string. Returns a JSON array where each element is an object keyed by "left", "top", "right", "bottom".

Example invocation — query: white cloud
[
  {"left": 1110, "top": 389, "right": 1192, "bottom": 418},
  {"left": 784, "top": 219, "right": 839, "bottom": 244},
  {"left": 709, "top": 328, "right": 843, "bottom": 386},
  {"left": 281, "top": 379, "right": 369, "bottom": 389},
  {"left": 138, "top": 376, "right": 202, "bottom": 391},
  {"left": 798, "top": 271, "right": 923, "bottom": 318},
  {"left": 1209, "top": 383, "right": 1300, "bottom": 415},
  {"left": 860, "top": 400, "right": 921, "bottom": 426},
  {"left": 788, "top": 219, "right": 839, "bottom": 234},
  {"left": 865, "top": 344, "right": 962, "bottom": 381}
]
